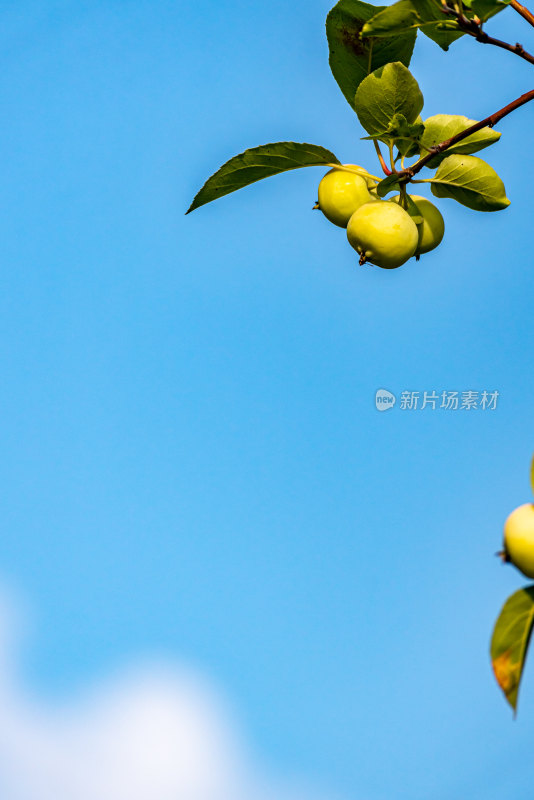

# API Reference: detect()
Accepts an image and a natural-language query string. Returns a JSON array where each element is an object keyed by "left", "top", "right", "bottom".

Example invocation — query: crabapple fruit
[
  {"left": 317, "top": 166, "right": 376, "bottom": 228},
  {"left": 392, "top": 194, "right": 445, "bottom": 255},
  {"left": 502, "top": 503, "right": 534, "bottom": 579},
  {"left": 346, "top": 201, "right": 419, "bottom": 269}
]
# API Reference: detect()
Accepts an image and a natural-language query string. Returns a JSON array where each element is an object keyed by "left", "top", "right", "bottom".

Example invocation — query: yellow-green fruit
[
  {"left": 392, "top": 194, "right": 445, "bottom": 254},
  {"left": 503, "top": 503, "right": 534, "bottom": 578},
  {"left": 346, "top": 201, "right": 419, "bottom": 269},
  {"left": 317, "top": 166, "right": 375, "bottom": 228}
]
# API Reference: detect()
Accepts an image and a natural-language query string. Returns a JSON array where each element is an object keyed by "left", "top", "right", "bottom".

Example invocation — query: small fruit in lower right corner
[
  {"left": 347, "top": 201, "right": 419, "bottom": 269},
  {"left": 391, "top": 194, "right": 445, "bottom": 255},
  {"left": 501, "top": 503, "right": 534, "bottom": 578}
]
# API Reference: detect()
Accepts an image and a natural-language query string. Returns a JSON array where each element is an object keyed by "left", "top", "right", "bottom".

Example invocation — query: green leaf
[
  {"left": 420, "top": 114, "right": 501, "bottom": 165},
  {"left": 354, "top": 62, "right": 424, "bottom": 137},
  {"left": 390, "top": 115, "right": 425, "bottom": 151},
  {"left": 491, "top": 586, "right": 534, "bottom": 712},
  {"left": 362, "top": 0, "right": 464, "bottom": 50},
  {"left": 186, "top": 142, "right": 340, "bottom": 214},
  {"left": 361, "top": 0, "right": 423, "bottom": 36},
  {"left": 419, "top": 24, "right": 464, "bottom": 50},
  {"left": 326, "top": 0, "right": 417, "bottom": 111},
  {"left": 362, "top": 0, "right": 506, "bottom": 48},
  {"left": 469, "top": 0, "right": 511, "bottom": 22},
  {"left": 397, "top": 115, "right": 424, "bottom": 157},
  {"left": 376, "top": 173, "right": 401, "bottom": 197},
  {"left": 429, "top": 154, "right": 510, "bottom": 212},
  {"left": 362, "top": 112, "right": 424, "bottom": 144},
  {"left": 413, "top": 0, "right": 464, "bottom": 49}
]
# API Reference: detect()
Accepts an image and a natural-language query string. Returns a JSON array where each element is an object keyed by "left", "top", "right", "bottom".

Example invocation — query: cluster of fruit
[{"left": 316, "top": 165, "right": 445, "bottom": 269}]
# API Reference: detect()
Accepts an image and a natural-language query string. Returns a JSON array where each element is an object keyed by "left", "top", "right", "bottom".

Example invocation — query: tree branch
[
  {"left": 510, "top": 0, "right": 534, "bottom": 29},
  {"left": 442, "top": 5, "right": 534, "bottom": 66},
  {"left": 400, "top": 89, "right": 534, "bottom": 180},
  {"left": 471, "top": 28, "right": 534, "bottom": 65}
]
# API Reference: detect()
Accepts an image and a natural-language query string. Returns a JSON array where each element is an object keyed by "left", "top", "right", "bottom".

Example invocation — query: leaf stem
[
  {"left": 327, "top": 163, "right": 381, "bottom": 182},
  {"left": 367, "top": 40, "right": 374, "bottom": 75},
  {"left": 373, "top": 140, "right": 392, "bottom": 175},
  {"left": 510, "top": 0, "right": 534, "bottom": 29},
  {"left": 400, "top": 88, "right": 534, "bottom": 181}
]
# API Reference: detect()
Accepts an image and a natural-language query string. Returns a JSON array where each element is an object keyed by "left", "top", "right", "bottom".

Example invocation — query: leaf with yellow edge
[{"left": 491, "top": 586, "right": 534, "bottom": 712}]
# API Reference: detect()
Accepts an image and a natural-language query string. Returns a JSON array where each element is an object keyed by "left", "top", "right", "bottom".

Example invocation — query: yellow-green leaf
[
  {"left": 420, "top": 114, "right": 501, "bottom": 165},
  {"left": 491, "top": 586, "right": 534, "bottom": 712},
  {"left": 354, "top": 62, "right": 424, "bottom": 137},
  {"left": 430, "top": 154, "right": 510, "bottom": 212}
]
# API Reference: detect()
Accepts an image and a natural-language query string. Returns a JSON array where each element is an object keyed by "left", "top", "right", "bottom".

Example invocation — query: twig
[
  {"left": 400, "top": 88, "right": 534, "bottom": 180},
  {"left": 472, "top": 29, "right": 534, "bottom": 65},
  {"left": 510, "top": 0, "right": 534, "bottom": 29},
  {"left": 442, "top": 4, "right": 534, "bottom": 65}
]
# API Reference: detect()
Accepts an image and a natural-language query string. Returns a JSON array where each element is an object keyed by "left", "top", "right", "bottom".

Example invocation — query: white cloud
[{"left": 0, "top": 596, "right": 338, "bottom": 800}]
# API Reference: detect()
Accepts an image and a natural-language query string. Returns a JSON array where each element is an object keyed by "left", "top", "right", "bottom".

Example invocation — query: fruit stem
[
  {"left": 373, "top": 141, "right": 392, "bottom": 176},
  {"left": 388, "top": 141, "right": 396, "bottom": 173}
]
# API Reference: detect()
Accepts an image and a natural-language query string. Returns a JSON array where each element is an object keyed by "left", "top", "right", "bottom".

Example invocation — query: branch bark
[
  {"left": 400, "top": 89, "right": 534, "bottom": 180},
  {"left": 470, "top": 28, "right": 534, "bottom": 65},
  {"left": 442, "top": 4, "right": 534, "bottom": 66},
  {"left": 510, "top": 0, "right": 534, "bottom": 29}
]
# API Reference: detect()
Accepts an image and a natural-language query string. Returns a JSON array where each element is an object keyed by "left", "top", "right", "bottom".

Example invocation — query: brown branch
[
  {"left": 510, "top": 0, "right": 534, "bottom": 29},
  {"left": 400, "top": 88, "right": 534, "bottom": 181},
  {"left": 442, "top": 4, "right": 534, "bottom": 65},
  {"left": 472, "top": 28, "right": 534, "bottom": 65}
]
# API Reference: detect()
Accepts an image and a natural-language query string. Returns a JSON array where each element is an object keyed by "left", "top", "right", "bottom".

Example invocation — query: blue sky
[{"left": 0, "top": 1, "right": 533, "bottom": 798}]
